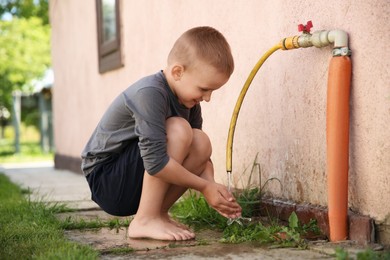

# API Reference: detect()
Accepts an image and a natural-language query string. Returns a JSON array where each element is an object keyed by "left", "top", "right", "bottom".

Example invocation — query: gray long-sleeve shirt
[{"left": 81, "top": 71, "right": 202, "bottom": 176}]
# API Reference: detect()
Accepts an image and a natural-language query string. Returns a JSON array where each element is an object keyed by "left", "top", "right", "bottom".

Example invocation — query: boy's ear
[{"left": 171, "top": 65, "right": 184, "bottom": 81}]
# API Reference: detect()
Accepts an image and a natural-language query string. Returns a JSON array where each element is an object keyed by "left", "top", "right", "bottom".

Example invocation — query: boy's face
[{"left": 171, "top": 61, "right": 229, "bottom": 108}]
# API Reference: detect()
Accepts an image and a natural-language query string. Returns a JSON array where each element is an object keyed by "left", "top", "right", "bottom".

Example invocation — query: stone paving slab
[{"left": 0, "top": 162, "right": 99, "bottom": 210}]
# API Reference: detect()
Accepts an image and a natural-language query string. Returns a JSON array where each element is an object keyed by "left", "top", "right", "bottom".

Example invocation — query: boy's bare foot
[
  {"left": 128, "top": 215, "right": 195, "bottom": 241},
  {"left": 161, "top": 212, "right": 191, "bottom": 231}
]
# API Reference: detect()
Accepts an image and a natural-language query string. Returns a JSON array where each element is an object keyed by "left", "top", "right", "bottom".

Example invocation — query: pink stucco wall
[{"left": 50, "top": 0, "right": 390, "bottom": 222}]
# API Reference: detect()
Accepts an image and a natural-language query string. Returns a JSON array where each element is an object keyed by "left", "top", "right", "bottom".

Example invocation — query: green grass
[
  {"left": 0, "top": 125, "right": 53, "bottom": 163},
  {"left": 60, "top": 216, "right": 130, "bottom": 231},
  {"left": 0, "top": 173, "right": 99, "bottom": 259},
  {"left": 0, "top": 139, "right": 54, "bottom": 163},
  {"left": 335, "top": 247, "right": 390, "bottom": 260},
  {"left": 101, "top": 246, "right": 134, "bottom": 255}
]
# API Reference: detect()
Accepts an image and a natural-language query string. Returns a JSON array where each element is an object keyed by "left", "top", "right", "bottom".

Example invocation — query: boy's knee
[
  {"left": 192, "top": 129, "right": 212, "bottom": 158},
  {"left": 166, "top": 117, "right": 193, "bottom": 146}
]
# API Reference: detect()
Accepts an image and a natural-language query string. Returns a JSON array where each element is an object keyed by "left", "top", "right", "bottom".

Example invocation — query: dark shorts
[{"left": 86, "top": 140, "right": 144, "bottom": 216}]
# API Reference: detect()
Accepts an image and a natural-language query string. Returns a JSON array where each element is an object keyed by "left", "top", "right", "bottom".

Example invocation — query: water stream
[{"left": 227, "top": 171, "right": 252, "bottom": 226}]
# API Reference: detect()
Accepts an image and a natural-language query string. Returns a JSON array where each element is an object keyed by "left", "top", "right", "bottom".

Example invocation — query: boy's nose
[{"left": 202, "top": 92, "right": 212, "bottom": 102}]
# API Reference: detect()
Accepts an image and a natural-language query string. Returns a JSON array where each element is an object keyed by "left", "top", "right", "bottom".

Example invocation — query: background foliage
[
  {"left": 0, "top": 0, "right": 49, "bottom": 24},
  {"left": 0, "top": 0, "right": 50, "bottom": 112}
]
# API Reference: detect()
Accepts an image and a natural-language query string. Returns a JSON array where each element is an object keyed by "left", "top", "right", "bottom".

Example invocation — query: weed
[
  {"left": 356, "top": 249, "right": 390, "bottom": 259},
  {"left": 220, "top": 211, "right": 314, "bottom": 248},
  {"left": 334, "top": 247, "right": 350, "bottom": 260},
  {"left": 168, "top": 243, "right": 189, "bottom": 248},
  {"left": 170, "top": 190, "right": 227, "bottom": 230},
  {"left": 233, "top": 153, "right": 282, "bottom": 217},
  {"left": 271, "top": 212, "right": 308, "bottom": 248},
  {"left": 60, "top": 217, "right": 105, "bottom": 230},
  {"left": 102, "top": 246, "right": 134, "bottom": 255},
  {"left": 59, "top": 216, "right": 130, "bottom": 231},
  {"left": 221, "top": 221, "right": 278, "bottom": 244},
  {"left": 170, "top": 154, "right": 280, "bottom": 226},
  {"left": 301, "top": 218, "right": 322, "bottom": 236},
  {"left": 196, "top": 239, "right": 211, "bottom": 246},
  {"left": 21, "top": 187, "right": 32, "bottom": 195},
  {"left": 171, "top": 190, "right": 320, "bottom": 248},
  {"left": 334, "top": 247, "right": 390, "bottom": 260},
  {"left": 170, "top": 154, "right": 321, "bottom": 248},
  {"left": 108, "top": 218, "right": 131, "bottom": 231}
]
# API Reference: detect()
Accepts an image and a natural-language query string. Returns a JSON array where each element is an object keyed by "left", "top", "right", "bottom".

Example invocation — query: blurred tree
[
  {"left": 0, "top": 1, "right": 50, "bottom": 149},
  {"left": 0, "top": 17, "right": 50, "bottom": 115},
  {"left": 0, "top": 0, "right": 49, "bottom": 24}
]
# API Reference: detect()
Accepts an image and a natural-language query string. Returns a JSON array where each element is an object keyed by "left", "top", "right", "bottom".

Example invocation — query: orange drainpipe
[
  {"left": 327, "top": 55, "right": 352, "bottom": 241},
  {"left": 279, "top": 24, "right": 353, "bottom": 241}
]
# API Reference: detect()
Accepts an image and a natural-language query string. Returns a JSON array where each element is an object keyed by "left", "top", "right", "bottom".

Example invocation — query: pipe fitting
[
  {"left": 311, "top": 30, "right": 349, "bottom": 48},
  {"left": 328, "top": 30, "right": 349, "bottom": 47},
  {"left": 296, "top": 33, "right": 313, "bottom": 48},
  {"left": 310, "top": 30, "right": 330, "bottom": 47},
  {"left": 280, "top": 36, "right": 300, "bottom": 50},
  {"left": 281, "top": 29, "right": 350, "bottom": 51}
]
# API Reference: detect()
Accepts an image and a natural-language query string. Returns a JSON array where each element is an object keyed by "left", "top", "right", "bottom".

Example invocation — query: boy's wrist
[
  {"left": 155, "top": 158, "right": 210, "bottom": 191},
  {"left": 195, "top": 179, "right": 212, "bottom": 194}
]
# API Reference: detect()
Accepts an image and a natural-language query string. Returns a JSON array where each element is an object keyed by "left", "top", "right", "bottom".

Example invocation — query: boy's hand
[{"left": 201, "top": 182, "right": 242, "bottom": 219}]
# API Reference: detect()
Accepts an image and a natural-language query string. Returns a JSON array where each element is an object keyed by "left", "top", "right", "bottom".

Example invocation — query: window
[{"left": 96, "top": 0, "right": 123, "bottom": 73}]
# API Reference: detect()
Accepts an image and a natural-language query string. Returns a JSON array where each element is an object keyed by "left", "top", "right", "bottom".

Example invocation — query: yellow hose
[{"left": 226, "top": 44, "right": 282, "bottom": 173}]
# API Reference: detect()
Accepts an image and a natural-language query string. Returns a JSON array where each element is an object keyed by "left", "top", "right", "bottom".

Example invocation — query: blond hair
[{"left": 168, "top": 26, "right": 234, "bottom": 76}]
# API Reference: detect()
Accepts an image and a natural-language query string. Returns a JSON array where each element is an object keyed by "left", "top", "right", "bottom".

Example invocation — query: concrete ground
[{"left": 0, "top": 162, "right": 385, "bottom": 259}]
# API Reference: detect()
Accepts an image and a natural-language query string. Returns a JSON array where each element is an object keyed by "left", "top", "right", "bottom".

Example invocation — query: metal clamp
[{"left": 332, "top": 47, "right": 352, "bottom": 57}]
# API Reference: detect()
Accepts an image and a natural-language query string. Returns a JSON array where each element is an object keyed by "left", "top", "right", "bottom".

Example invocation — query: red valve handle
[{"left": 298, "top": 20, "right": 313, "bottom": 33}]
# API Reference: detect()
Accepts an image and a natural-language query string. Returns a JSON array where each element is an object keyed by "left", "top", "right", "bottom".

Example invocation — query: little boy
[{"left": 81, "top": 26, "right": 242, "bottom": 241}]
